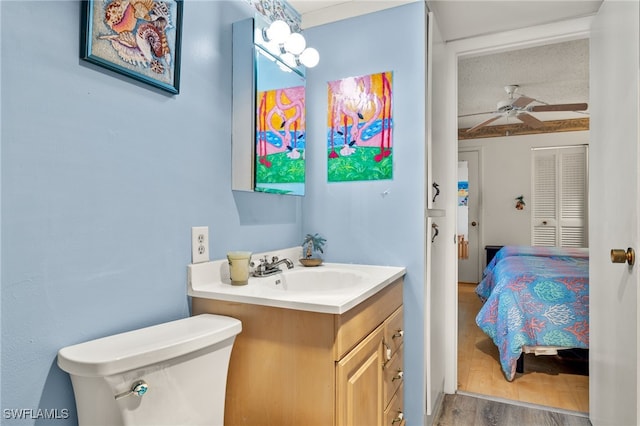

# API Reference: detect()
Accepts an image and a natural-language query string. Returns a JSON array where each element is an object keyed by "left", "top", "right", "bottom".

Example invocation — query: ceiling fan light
[{"left": 497, "top": 100, "right": 511, "bottom": 112}]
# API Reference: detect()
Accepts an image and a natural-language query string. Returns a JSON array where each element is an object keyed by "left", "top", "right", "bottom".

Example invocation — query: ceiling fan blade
[
  {"left": 511, "top": 96, "right": 535, "bottom": 109},
  {"left": 466, "top": 115, "right": 501, "bottom": 133},
  {"left": 516, "top": 112, "right": 544, "bottom": 128},
  {"left": 529, "top": 103, "right": 588, "bottom": 112},
  {"left": 458, "top": 110, "right": 498, "bottom": 118}
]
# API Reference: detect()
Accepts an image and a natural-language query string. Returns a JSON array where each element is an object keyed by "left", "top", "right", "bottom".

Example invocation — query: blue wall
[
  {"left": 304, "top": 3, "right": 427, "bottom": 423},
  {"left": 1, "top": 1, "right": 301, "bottom": 424},
  {"left": 2, "top": 1, "right": 427, "bottom": 425}
]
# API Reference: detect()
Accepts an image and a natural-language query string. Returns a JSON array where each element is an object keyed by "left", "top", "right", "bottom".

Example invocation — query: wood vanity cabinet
[{"left": 191, "top": 277, "right": 404, "bottom": 426}]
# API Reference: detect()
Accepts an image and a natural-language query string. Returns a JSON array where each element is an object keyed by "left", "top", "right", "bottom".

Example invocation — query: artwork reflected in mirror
[
  {"left": 232, "top": 16, "right": 314, "bottom": 196},
  {"left": 254, "top": 46, "right": 306, "bottom": 195}
]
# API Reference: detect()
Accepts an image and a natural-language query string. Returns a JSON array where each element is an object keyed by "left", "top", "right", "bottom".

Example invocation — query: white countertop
[{"left": 187, "top": 248, "right": 406, "bottom": 314}]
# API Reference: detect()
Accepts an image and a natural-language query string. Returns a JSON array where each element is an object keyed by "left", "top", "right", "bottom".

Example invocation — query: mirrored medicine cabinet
[{"left": 232, "top": 17, "right": 307, "bottom": 196}]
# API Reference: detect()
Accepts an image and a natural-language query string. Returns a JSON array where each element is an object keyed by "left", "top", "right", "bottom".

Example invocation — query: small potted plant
[{"left": 300, "top": 233, "right": 326, "bottom": 267}]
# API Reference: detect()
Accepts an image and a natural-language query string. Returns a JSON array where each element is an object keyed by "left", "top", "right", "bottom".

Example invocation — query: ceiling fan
[{"left": 460, "top": 85, "right": 588, "bottom": 133}]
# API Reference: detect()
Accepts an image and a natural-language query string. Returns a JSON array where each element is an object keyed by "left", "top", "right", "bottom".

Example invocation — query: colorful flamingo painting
[
  {"left": 255, "top": 85, "right": 305, "bottom": 194},
  {"left": 327, "top": 71, "right": 393, "bottom": 182}
]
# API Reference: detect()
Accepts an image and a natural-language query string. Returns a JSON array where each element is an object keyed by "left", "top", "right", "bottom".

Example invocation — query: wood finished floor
[
  {"left": 458, "top": 283, "right": 589, "bottom": 413},
  {"left": 434, "top": 393, "right": 592, "bottom": 426}
]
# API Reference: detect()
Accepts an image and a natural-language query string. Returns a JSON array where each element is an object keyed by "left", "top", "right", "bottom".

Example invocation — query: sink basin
[
  {"left": 187, "top": 247, "right": 406, "bottom": 314},
  {"left": 263, "top": 268, "right": 368, "bottom": 292}
]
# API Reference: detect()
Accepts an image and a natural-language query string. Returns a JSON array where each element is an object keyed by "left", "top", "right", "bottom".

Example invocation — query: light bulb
[
  {"left": 299, "top": 47, "right": 320, "bottom": 68},
  {"left": 265, "top": 20, "right": 290, "bottom": 45},
  {"left": 254, "top": 28, "right": 265, "bottom": 45},
  {"left": 280, "top": 52, "right": 297, "bottom": 69},
  {"left": 284, "top": 33, "right": 306, "bottom": 55}
]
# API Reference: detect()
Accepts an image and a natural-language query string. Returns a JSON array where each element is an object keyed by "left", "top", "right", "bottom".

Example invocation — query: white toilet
[{"left": 57, "top": 314, "right": 242, "bottom": 426}]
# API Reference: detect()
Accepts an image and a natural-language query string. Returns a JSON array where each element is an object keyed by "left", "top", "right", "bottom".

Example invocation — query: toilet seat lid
[{"left": 57, "top": 314, "right": 241, "bottom": 377}]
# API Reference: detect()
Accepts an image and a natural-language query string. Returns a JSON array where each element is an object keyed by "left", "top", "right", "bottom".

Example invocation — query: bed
[{"left": 475, "top": 246, "right": 589, "bottom": 381}]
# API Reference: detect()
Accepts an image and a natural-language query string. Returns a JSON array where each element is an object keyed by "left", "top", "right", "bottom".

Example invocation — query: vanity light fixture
[{"left": 260, "top": 19, "right": 320, "bottom": 68}]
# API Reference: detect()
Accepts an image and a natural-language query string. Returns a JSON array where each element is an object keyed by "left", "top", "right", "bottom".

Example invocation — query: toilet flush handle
[{"left": 115, "top": 380, "right": 149, "bottom": 400}]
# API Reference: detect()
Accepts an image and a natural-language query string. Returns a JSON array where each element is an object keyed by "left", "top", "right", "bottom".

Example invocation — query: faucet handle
[
  {"left": 253, "top": 256, "right": 268, "bottom": 271},
  {"left": 271, "top": 256, "right": 279, "bottom": 263}
]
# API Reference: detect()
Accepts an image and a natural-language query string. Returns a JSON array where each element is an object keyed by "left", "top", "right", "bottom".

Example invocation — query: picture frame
[{"left": 81, "top": 0, "right": 183, "bottom": 94}]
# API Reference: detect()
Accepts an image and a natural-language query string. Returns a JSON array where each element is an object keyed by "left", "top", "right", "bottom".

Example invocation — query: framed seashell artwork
[{"left": 81, "top": 0, "right": 183, "bottom": 94}]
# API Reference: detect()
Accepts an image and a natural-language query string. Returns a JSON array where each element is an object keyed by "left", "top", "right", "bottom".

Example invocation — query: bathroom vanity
[{"left": 188, "top": 252, "right": 406, "bottom": 426}]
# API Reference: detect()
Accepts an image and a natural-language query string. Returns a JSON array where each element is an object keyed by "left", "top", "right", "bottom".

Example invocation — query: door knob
[
  {"left": 471, "top": 221, "right": 477, "bottom": 226},
  {"left": 611, "top": 248, "right": 635, "bottom": 266}
]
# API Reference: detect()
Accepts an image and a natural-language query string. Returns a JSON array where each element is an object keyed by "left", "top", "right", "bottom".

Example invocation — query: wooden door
[
  {"left": 336, "top": 326, "right": 384, "bottom": 426},
  {"left": 589, "top": 1, "right": 639, "bottom": 424}
]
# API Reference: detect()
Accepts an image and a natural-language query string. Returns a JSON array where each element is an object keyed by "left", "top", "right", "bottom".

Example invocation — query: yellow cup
[{"left": 227, "top": 251, "right": 252, "bottom": 285}]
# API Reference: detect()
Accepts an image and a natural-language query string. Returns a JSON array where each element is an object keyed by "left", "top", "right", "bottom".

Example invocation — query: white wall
[{"left": 459, "top": 131, "right": 589, "bottom": 249}]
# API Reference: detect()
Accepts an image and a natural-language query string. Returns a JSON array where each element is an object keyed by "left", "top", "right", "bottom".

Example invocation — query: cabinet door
[{"left": 336, "top": 326, "right": 385, "bottom": 426}]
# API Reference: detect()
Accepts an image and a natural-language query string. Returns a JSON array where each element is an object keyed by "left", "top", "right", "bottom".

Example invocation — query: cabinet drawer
[
  {"left": 334, "top": 279, "right": 403, "bottom": 360},
  {"left": 384, "top": 384, "right": 404, "bottom": 426},
  {"left": 383, "top": 344, "right": 403, "bottom": 405},
  {"left": 383, "top": 306, "right": 404, "bottom": 357}
]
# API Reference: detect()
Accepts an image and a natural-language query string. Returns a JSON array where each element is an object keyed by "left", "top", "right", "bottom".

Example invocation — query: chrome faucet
[{"left": 252, "top": 255, "right": 294, "bottom": 277}]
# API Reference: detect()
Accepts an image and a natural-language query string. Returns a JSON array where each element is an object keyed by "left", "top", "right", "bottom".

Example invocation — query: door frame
[
  {"left": 458, "top": 148, "right": 483, "bottom": 283},
  {"left": 442, "top": 16, "right": 594, "bottom": 395}
]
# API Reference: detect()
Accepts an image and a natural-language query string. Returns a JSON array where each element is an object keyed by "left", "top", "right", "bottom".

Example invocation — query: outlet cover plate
[{"left": 191, "top": 226, "right": 210, "bottom": 264}]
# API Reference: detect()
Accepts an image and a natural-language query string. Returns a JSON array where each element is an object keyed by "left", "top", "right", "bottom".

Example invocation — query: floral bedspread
[
  {"left": 475, "top": 254, "right": 589, "bottom": 381},
  {"left": 478, "top": 246, "right": 589, "bottom": 300}
]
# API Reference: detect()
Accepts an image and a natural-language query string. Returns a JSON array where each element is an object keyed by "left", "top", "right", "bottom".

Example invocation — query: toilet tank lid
[{"left": 57, "top": 314, "right": 242, "bottom": 377}]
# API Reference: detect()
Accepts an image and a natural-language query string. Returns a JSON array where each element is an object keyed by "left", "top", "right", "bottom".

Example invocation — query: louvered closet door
[{"left": 532, "top": 146, "right": 588, "bottom": 247}]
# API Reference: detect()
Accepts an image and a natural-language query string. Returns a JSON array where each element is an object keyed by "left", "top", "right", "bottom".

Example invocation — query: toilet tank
[{"left": 57, "top": 314, "right": 242, "bottom": 426}]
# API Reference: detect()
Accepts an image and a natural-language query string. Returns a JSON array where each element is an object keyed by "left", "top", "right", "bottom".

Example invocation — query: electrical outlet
[{"left": 191, "top": 226, "right": 210, "bottom": 264}]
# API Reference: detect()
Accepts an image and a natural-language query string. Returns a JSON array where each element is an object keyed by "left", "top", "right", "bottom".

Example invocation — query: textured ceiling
[{"left": 458, "top": 39, "right": 590, "bottom": 129}]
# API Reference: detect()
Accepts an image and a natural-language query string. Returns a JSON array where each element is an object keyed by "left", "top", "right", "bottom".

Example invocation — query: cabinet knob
[
  {"left": 391, "top": 412, "right": 404, "bottom": 424},
  {"left": 392, "top": 370, "right": 404, "bottom": 381},
  {"left": 383, "top": 342, "right": 392, "bottom": 361},
  {"left": 392, "top": 330, "right": 404, "bottom": 339}
]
